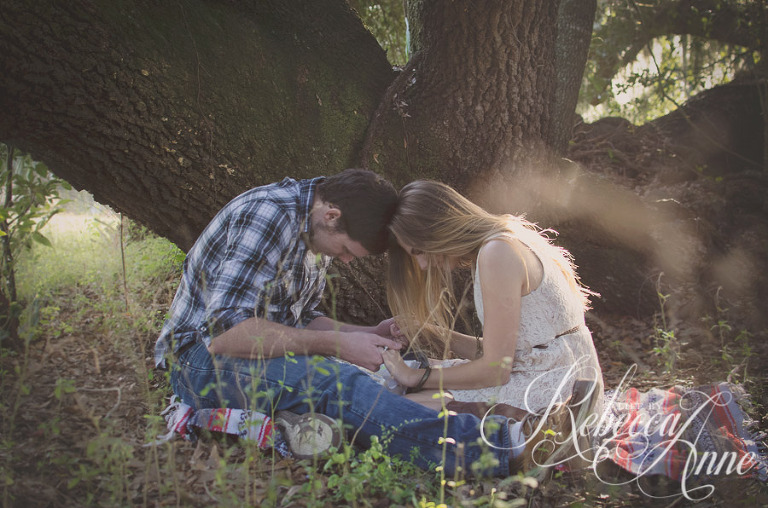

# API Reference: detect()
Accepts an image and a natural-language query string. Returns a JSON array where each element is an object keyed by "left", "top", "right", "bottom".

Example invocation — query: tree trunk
[
  {"left": 644, "top": 77, "right": 764, "bottom": 177},
  {"left": 362, "top": 0, "right": 561, "bottom": 194},
  {"left": 551, "top": 0, "right": 597, "bottom": 154},
  {"left": 3, "top": 0, "right": 675, "bottom": 327},
  {"left": 0, "top": 0, "right": 393, "bottom": 251},
  {"left": 0, "top": 147, "right": 20, "bottom": 349},
  {"left": 1, "top": 0, "right": 577, "bottom": 324}
]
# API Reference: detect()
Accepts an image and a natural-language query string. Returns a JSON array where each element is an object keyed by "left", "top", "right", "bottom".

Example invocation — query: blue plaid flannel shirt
[{"left": 154, "top": 177, "right": 331, "bottom": 368}]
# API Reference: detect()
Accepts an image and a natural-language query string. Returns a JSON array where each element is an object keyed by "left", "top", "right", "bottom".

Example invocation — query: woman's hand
[{"left": 382, "top": 349, "right": 424, "bottom": 388}]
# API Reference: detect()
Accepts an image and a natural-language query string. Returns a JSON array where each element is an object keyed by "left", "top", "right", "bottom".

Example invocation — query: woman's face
[
  {"left": 396, "top": 236, "right": 460, "bottom": 271},
  {"left": 396, "top": 237, "right": 429, "bottom": 270}
]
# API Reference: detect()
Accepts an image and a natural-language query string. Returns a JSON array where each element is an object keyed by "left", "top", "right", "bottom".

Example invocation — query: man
[
  {"left": 155, "top": 169, "right": 402, "bottom": 376},
  {"left": 156, "top": 169, "right": 593, "bottom": 477}
]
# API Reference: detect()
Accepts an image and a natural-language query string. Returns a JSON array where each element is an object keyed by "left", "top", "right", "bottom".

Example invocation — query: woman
[
  {"left": 381, "top": 181, "right": 768, "bottom": 483},
  {"left": 382, "top": 180, "right": 604, "bottom": 416}
]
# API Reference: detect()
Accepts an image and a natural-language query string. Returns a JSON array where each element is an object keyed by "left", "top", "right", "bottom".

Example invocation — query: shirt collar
[{"left": 299, "top": 176, "right": 325, "bottom": 235}]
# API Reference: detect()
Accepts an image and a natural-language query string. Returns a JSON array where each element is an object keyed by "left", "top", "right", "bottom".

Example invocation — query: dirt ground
[{"left": 1, "top": 281, "right": 766, "bottom": 507}]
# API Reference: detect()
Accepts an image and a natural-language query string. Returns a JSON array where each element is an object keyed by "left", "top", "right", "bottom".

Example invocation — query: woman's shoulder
[
  {"left": 478, "top": 234, "right": 546, "bottom": 294},
  {"left": 478, "top": 232, "right": 530, "bottom": 256},
  {"left": 477, "top": 236, "right": 527, "bottom": 272}
]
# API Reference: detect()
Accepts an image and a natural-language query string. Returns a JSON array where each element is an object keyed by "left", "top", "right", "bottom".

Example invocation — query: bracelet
[
  {"left": 407, "top": 365, "right": 432, "bottom": 393},
  {"left": 475, "top": 335, "right": 483, "bottom": 359}
]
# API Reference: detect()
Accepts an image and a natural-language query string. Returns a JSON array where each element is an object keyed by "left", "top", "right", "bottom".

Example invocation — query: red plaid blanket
[
  {"left": 593, "top": 383, "right": 767, "bottom": 483},
  {"left": 149, "top": 396, "right": 290, "bottom": 456}
]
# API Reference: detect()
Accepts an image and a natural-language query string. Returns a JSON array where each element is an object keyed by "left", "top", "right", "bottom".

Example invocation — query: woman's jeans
[{"left": 170, "top": 342, "right": 512, "bottom": 476}]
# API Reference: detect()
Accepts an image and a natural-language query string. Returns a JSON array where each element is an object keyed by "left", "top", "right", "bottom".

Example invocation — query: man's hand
[
  {"left": 371, "top": 317, "right": 409, "bottom": 348},
  {"left": 336, "top": 331, "right": 402, "bottom": 372}
]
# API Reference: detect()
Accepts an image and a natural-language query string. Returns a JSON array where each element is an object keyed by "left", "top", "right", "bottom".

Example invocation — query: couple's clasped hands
[
  {"left": 374, "top": 318, "right": 424, "bottom": 388},
  {"left": 342, "top": 317, "right": 411, "bottom": 374},
  {"left": 346, "top": 317, "right": 423, "bottom": 388}
]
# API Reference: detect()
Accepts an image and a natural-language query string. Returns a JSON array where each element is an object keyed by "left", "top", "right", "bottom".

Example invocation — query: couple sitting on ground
[{"left": 155, "top": 168, "right": 603, "bottom": 477}]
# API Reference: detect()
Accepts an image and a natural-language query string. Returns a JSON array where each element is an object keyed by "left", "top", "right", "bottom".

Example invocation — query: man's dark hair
[{"left": 316, "top": 169, "right": 397, "bottom": 254}]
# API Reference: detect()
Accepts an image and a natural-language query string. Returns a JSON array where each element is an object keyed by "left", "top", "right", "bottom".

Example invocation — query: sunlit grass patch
[
  {"left": 16, "top": 211, "right": 123, "bottom": 299},
  {"left": 16, "top": 209, "right": 183, "bottom": 305}
]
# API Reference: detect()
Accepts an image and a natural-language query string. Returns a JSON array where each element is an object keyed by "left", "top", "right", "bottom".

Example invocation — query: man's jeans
[{"left": 170, "top": 342, "right": 512, "bottom": 476}]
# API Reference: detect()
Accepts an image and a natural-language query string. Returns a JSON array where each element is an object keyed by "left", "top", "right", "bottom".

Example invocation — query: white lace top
[{"left": 444, "top": 235, "right": 604, "bottom": 413}]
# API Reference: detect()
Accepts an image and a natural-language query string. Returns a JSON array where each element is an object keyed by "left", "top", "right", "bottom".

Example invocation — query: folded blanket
[
  {"left": 146, "top": 396, "right": 291, "bottom": 457},
  {"left": 593, "top": 382, "right": 767, "bottom": 483}
]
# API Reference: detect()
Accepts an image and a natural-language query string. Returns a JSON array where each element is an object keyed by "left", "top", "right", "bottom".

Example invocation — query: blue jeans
[{"left": 170, "top": 342, "right": 512, "bottom": 476}]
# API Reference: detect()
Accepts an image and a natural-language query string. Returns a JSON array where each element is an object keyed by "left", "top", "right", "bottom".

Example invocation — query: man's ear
[{"left": 324, "top": 206, "right": 341, "bottom": 223}]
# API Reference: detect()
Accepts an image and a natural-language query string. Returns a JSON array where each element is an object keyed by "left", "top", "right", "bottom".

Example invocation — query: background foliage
[
  {"left": 351, "top": 0, "right": 765, "bottom": 125},
  {"left": 0, "top": 144, "right": 68, "bottom": 349}
]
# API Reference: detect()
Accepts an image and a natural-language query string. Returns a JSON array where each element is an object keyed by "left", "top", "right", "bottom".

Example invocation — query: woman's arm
[
  {"left": 383, "top": 239, "right": 528, "bottom": 390},
  {"left": 406, "top": 321, "right": 477, "bottom": 359},
  {"left": 446, "top": 330, "right": 480, "bottom": 359}
]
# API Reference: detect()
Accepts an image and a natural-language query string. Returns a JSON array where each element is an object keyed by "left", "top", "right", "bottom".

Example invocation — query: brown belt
[
  {"left": 555, "top": 325, "right": 581, "bottom": 338},
  {"left": 533, "top": 325, "right": 582, "bottom": 349}
]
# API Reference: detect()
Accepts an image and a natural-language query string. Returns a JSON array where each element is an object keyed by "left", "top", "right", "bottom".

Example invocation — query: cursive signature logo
[{"left": 480, "top": 360, "right": 761, "bottom": 501}]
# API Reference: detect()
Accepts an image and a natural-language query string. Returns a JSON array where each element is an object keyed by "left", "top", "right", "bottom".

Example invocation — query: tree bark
[
  {"left": 551, "top": 0, "right": 597, "bottom": 154},
  {"left": 362, "top": 0, "right": 561, "bottom": 194},
  {"left": 644, "top": 76, "right": 765, "bottom": 176},
  {"left": 0, "top": 0, "right": 393, "bottom": 251},
  {"left": 0, "top": 1, "right": 572, "bottom": 244},
  {"left": 1, "top": 0, "right": 678, "bottom": 326}
]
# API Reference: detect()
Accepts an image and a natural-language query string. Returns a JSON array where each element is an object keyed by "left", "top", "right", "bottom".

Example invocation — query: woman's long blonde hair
[{"left": 387, "top": 180, "right": 591, "bottom": 354}]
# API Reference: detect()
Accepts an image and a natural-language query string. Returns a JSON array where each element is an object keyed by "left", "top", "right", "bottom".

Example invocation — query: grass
[
  {"left": 1, "top": 204, "right": 766, "bottom": 507},
  {"left": 0, "top": 206, "right": 494, "bottom": 506}
]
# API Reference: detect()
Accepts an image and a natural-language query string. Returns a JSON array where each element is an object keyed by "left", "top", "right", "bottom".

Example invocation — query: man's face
[{"left": 309, "top": 219, "right": 369, "bottom": 264}]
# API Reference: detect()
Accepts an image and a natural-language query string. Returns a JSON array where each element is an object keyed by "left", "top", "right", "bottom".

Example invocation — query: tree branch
[{"left": 587, "top": 0, "right": 764, "bottom": 104}]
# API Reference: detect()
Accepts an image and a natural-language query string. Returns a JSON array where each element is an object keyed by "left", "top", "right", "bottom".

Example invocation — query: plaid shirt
[{"left": 154, "top": 177, "right": 331, "bottom": 368}]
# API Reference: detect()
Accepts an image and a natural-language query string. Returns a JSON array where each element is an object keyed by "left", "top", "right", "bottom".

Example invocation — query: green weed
[
  {"left": 651, "top": 274, "right": 680, "bottom": 373},
  {"left": 322, "top": 436, "right": 437, "bottom": 506},
  {"left": 1, "top": 197, "right": 541, "bottom": 508},
  {"left": 702, "top": 290, "right": 756, "bottom": 383}
]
